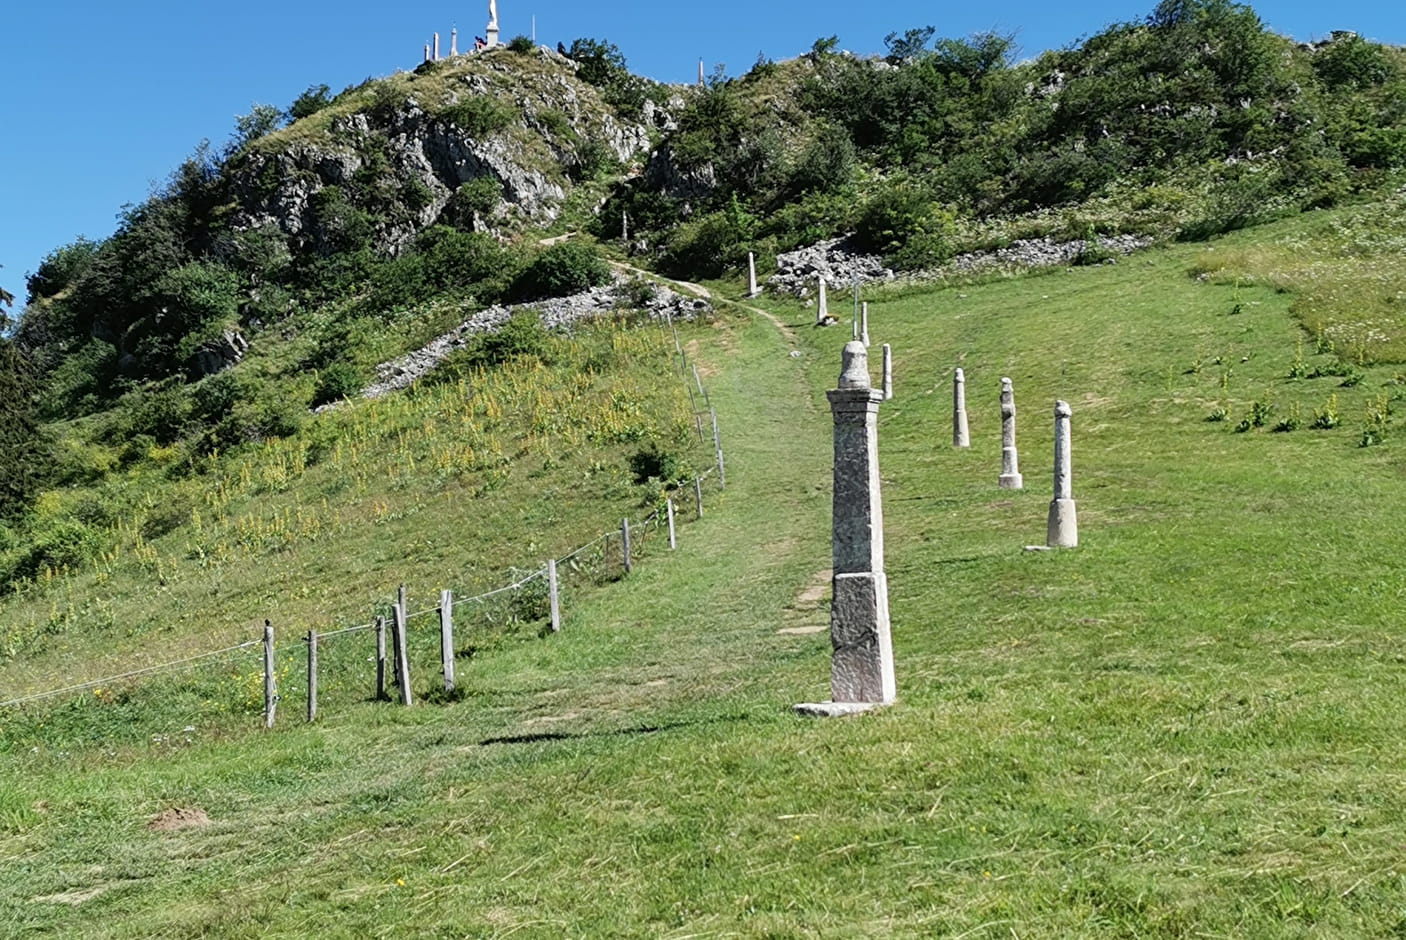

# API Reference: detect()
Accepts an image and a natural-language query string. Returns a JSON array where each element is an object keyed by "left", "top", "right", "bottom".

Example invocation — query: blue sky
[{"left": 2, "top": 0, "right": 1404, "bottom": 306}]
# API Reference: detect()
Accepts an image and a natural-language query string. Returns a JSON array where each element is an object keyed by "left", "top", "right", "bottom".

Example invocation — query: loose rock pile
[
  {"left": 765, "top": 233, "right": 1154, "bottom": 298},
  {"left": 766, "top": 237, "right": 895, "bottom": 297},
  {"left": 353, "top": 278, "right": 709, "bottom": 403}
]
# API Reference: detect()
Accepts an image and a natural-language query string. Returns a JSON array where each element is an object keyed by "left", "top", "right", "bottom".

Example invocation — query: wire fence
[{"left": 2, "top": 337, "right": 723, "bottom": 736}]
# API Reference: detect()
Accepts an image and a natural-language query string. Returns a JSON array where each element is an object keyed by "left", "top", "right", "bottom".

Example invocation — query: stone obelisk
[
  {"left": 747, "top": 252, "right": 759, "bottom": 298},
  {"left": 817, "top": 277, "right": 829, "bottom": 325},
  {"left": 485, "top": 0, "right": 500, "bottom": 48},
  {"left": 998, "top": 377, "right": 1022, "bottom": 489},
  {"left": 797, "top": 342, "right": 896, "bottom": 715},
  {"left": 1046, "top": 400, "right": 1078, "bottom": 547},
  {"left": 952, "top": 368, "right": 970, "bottom": 448}
]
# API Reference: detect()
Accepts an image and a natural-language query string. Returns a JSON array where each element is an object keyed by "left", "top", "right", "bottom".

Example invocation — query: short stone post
[
  {"left": 393, "top": 585, "right": 413, "bottom": 706},
  {"left": 666, "top": 498, "right": 677, "bottom": 549},
  {"left": 796, "top": 342, "right": 896, "bottom": 715},
  {"left": 861, "top": 303, "right": 870, "bottom": 347},
  {"left": 621, "top": 518, "right": 632, "bottom": 574},
  {"left": 998, "top": 378, "right": 1023, "bottom": 490},
  {"left": 439, "top": 590, "right": 455, "bottom": 694},
  {"left": 1047, "top": 400, "right": 1079, "bottom": 548},
  {"left": 817, "top": 278, "right": 829, "bottom": 325},
  {"left": 547, "top": 559, "right": 561, "bottom": 632},
  {"left": 747, "top": 252, "right": 759, "bottom": 298},
  {"left": 952, "top": 368, "right": 971, "bottom": 448},
  {"left": 263, "top": 621, "right": 276, "bottom": 729},
  {"left": 881, "top": 344, "right": 893, "bottom": 401},
  {"left": 305, "top": 629, "right": 318, "bottom": 724}
]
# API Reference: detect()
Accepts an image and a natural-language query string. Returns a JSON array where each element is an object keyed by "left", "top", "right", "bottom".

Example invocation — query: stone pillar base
[
  {"left": 793, "top": 701, "right": 885, "bottom": 718},
  {"left": 829, "top": 571, "right": 896, "bottom": 705},
  {"left": 1047, "top": 498, "right": 1078, "bottom": 548},
  {"left": 999, "top": 472, "right": 1023, "bottom": 490}
]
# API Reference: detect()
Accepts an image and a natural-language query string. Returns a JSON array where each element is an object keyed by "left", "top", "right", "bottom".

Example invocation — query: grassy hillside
[{"left": 5, "top": 202, "right": 1406, "bottom": 934}]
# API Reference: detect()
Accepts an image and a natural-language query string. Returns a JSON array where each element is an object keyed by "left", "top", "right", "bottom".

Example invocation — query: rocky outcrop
[
  {"left": 766, "top": 237, "right": 895, "bottom": 297},
  {"left": 193, "top": 329, "right": 250, "bottom": 377},
  {"left": 228, "top": 49, "right": 654, "bottom": 256}
]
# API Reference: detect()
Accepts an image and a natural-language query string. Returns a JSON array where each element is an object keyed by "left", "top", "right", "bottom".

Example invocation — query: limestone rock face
[
  {"left": 227, "top": 51, "right": 654, "bottom": 256},
  {"left": 193, "top": 329, "right": 250, "bottom": 377}
]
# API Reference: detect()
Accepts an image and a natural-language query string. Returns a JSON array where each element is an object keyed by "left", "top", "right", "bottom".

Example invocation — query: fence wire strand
[{"left": 0, "top": 641, "right": 259, "bottom": 708}]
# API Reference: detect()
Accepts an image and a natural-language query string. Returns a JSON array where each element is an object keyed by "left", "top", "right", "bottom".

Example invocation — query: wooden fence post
[
  {"left": 263, "top": 620, "right": 276, "bottom": 729},
  {"left": 439, "top": 590, "right": 455, "bottom": 694},
  {"left": 306, "top": 629, "right": 318, "bottom": 723},
  {"left": 548, "top": 559, "right": 561, "bottom": 633},
  {"left": 694, "top": 477, "right": 704, "bottom": 518},
  {"left": 394, "top": 585, "right": 413, "bottom": 706},
  {"left": 667, "top": 499, "right": 676, "bottom": 550},
  {"left": 621, "top": 518, "right": 632, "bottom": 574},
  {"left": 374, "top": 616, "right": 387, "bottom": 701},
  {"left": 710, "top": 408, "right": 726, "bottom": 490}
]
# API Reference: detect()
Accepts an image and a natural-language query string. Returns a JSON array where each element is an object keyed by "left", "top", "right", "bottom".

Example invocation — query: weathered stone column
[
  {"left": 817, "top": 277, "right": 829, "bottom": 324},
  {"left": 450, "top": 27, "right": 458, "bottom": 56},
  {"left": 1046, "top": 400, "right": 1078, "bottom": 547},
  {"left": 882, "top": 344, "right": 893, "bottom": 401},
  {"left": 998, "top": 377, "right": 1023, "bottom": 489},
  {"left": 952, "top": 368, "right": 970, "bottom": 448},
  {"left": 797, "top": 342, "right": 896, "bottom": 714},
  {"left": 423, "top": 43, "right": 431, "bottom": 63},
  {"left": 433, "top": 32, "right": 440, "bottom": 60},
  {"left": 860, "top": 302, "right": 870, "bottom": 347},
  {"left": 747, "top": 252, "right": 759, "bottom": 297}
]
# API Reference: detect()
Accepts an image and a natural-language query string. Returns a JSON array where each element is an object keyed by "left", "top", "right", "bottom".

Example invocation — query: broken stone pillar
[
  {"left": 1046, "top": 400, "right": 1078, "bottom": 547},
  {"left": 747, "top": 252, "right": 759, "bottom": 298},
  {"left": 796, "top": 341, "right": 896, "bottom": 715},
  {"left": 861, "top": 302, "right": 870, "bottom": 347},
  {"left": 817, "top": 278, "right": 829, "bottom": 323},
  {"left": 882, "top": 344, "right": 893, "bottom": 401},
  {"left": 998, "top": 377, "right": 1023, "bottom": 490},
  {"left": 952, "top": 368, "right": 970, "bottom": 448},
  {"left": 424, "top": 43, "right": 431, "bottom": 63}
]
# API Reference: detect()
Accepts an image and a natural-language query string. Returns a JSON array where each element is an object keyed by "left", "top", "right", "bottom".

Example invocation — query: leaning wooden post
[
  {"left": 263, "top": 620, "right": 277, "bottom": 729},
  {"left": 796, "top": 341, "right": 896, "bottom": 715},
  {"left": 621, "top": 518, "right": 632, "bottom": 574},
  {"left": 439, "top": 590, "right": 455, "bottom": 694},
  {"left": 710, "top": 408, "right": 726, "bottom": 490},
  {"left": 393, "top": 585, "right": 413, "bottom": 706},
  {"left": 666, "top": 498, "right": 677, "bottom": 550},
  {"left": 547, "top": 559, "right": 561, "bottom": 633},
  {"left": 305, "top": 629, "right": 318, "bottom": 723},
  {"left": 694, "top": 477, "right": 704, "bottom": 518},
  {"left": 374, "top": 616, "right": 387, "bottom": 701}
]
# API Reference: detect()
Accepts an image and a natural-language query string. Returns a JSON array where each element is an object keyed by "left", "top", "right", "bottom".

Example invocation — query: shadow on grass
[{"left": 477, "top": 712, "right": 748, "bottom": 747}]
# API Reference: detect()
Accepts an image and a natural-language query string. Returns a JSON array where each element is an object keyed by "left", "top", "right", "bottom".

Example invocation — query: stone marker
[
  {"left": 485, "top": 0, "right": 499, "bottom": 47},
  {"left": 795, "top": 341, "right": 896, "bottom": 716},
  {"left": 423, "top": 43, "right": 431, "bottom": 63},
  {"left": 450, "top": 27, "right": 458, "bottom": 56},
  {"left": 851, "top": 317, "right": 859, "bottom": 341},
  {"left": 882, "top": 344, "right": 893, "bottom": 401},
  {"left": 433, "top": 31, "right": 440, "bottom": 60},
  {"left": 698, "top": 58, "right": 705, "bottom": 86},
  {"left": 817, "top": 277, "right": 828, "bottom": 324},
  {"left": 998, "top": 377, "right": 1023, "bottom": 489},
  {"left": 1046, "top": 400, "right": 1078, "bottom": 547},
  {"left": 860, "top": 302, "right": 870, "bottom": 347},
  {"left": 747, "top": 252, "right": 759, "bottom": 298},
  {"left": 952, "top": 368, "right": 970, "bottom": 448}
]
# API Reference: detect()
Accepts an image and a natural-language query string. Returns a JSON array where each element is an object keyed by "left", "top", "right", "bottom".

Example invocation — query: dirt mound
[{"left": 146, "top": 807, "right": 210, "bottom": 831}]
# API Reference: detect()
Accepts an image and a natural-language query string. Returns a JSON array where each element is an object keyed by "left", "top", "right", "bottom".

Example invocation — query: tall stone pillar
[
  {"left": 797, "top": 342, "right": 895, "bottom": 714},
  {"left": 450, "top": 27, "right": 458, "bottom": 56},
  {"left": 998, "top": 377, "right": 1023, "bottom": 489},
  {"left": 747, "top": 252, "right": 759, "bottom": 297},
  {"left": 952, "top": 368, "right": 970, "bottom": 448},
  {"left": 817, "top": 278, "right": 828, "bottom": 324},
  {"left": 1046, "top": 400, "right": 1078, "bottom": 547},
  {"left": 433, "top": 32, "right": 440, "bottom": 60},
  {"left": 860, "top": 302, "right": 870, "bottom": 347}
]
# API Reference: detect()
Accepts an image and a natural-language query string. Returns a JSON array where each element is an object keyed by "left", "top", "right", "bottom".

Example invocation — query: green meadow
[{"left": 5, "top": 203, "right": 1406, "bottom": 936}]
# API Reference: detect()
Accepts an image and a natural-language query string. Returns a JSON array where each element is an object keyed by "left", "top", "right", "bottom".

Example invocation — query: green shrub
[
  {"left": 12, "top": 518, "right": 103, "bottom": 581},
  {"left": 443, "top": 97, "right": 516, "bottom": 138},
  {"left": 511, "top": 242, "right": 611, "bottom": 301},
  {"left": 507, "top": 35, "right": 535, "bottom": 53},
  {"left": 628, "top": 442, "right": 691, "bottom": 485},
  {"left": 312, "top": 362, "right": 365, "bottom": 408}
]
